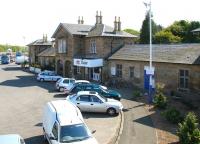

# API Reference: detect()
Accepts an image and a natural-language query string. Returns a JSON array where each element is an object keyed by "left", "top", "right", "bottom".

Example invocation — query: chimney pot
[{"left": 81, "top": 16, "right": 84, "bottom": 24}]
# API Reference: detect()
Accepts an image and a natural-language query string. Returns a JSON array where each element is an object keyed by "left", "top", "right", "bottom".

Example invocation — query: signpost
[{"left": 144, "top": 0, "right": 154, "bottom": 103}]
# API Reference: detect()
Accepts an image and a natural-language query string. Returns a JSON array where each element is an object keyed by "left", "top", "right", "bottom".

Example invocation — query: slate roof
[
  {"left": 109, "top": 44, "right": 200, "bottom": 65},
  {"left": 27, "top": 39, "right": 52, "bottom": 46},
  {"left": 52, "top": 23, "right": 137, "bottom": 38},
  {"left": 87, "top": 24, "right": 136, "bottom": 38},
  {"left": 38, "top": 48, "right": 55, "bottom": 57},
  {"left": 192, "top": 28, "right": 200, "bottom": 32}
]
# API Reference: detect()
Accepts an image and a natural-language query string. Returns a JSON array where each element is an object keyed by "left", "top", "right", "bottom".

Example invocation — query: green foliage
[
  {"left": 140, "top": 11, "right": 163, "bottom": 44},
  {"left": 124, "top": 29, "right": 140, "bottom": 36},
  {"left": 177, "top": 112, "right": 200, "bottom": 144},
  {"left": 161, "top": 107, "right": 183, "bottom": 124},
  {"left": 155, "top": 20, "right": 200, "bottom": 44},
  {"left": 154, "top": 30, "right": 182, "bottom": 44},
  {"left": 153, "top": 83, "right": 167, "bottom": 109},
  {"left": 133, "top": 90, "right": 141, "bottom": 97},
  {"left": 0, "top": 44, "right": 27, "bottom": 52}
]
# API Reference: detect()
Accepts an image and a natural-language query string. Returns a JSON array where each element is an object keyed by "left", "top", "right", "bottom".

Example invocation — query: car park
[
  {"left": 67, "top": 83, "right": 121, "bottom": 100},
  {"left": 43, "top": 100, "right": 98, "bottom": 144},
  {"left": 67, "top": 91, "right": 123, "bottom": 116},
  {"left": 37, "top": 71, "right": 62, "bottom": 82},
  {"left": 0, "top": 134, "right": 25, "bottom": 144}
]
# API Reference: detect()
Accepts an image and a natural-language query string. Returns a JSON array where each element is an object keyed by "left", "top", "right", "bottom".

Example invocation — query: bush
[
  {"left": 161, "top": 107, "right": 183, "bottom": 124},
  {"left": 133, "top": 90, "right": 141, "bottom": 97},
  {"left": 177, "top": 112, "right": 200, "bottom": 144},
  {"left": 153, "top": 83, "right": 167, "bottom": 109}
]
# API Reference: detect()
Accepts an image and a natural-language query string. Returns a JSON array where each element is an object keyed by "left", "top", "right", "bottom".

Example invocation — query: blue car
[
  {"left": 1, "top": 55, "right": 10, "bottom": 64},
  {"left": 0, "top": 134, "right": 25, "bottom": 144}
]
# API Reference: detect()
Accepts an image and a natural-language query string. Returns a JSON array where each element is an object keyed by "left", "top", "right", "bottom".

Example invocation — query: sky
[{"left": 0, "top": 0, "right": 199, "bottom": 46}]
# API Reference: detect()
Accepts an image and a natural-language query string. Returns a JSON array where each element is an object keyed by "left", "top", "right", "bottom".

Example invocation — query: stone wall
[{"left": 109, "top": 59, "right": 200, "bottom": 92}]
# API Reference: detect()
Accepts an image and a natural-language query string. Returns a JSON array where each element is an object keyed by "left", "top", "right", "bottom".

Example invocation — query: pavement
[
  {"left": 117, "top": 88, "right": 157, "bottom": 144},
  {"left": 0, "top": 63, "right": 121, "bottom": 144}
]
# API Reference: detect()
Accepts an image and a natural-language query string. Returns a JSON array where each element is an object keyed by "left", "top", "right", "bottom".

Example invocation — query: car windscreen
[{"left": 60, "top": 123, "right": 91, "bottom": 143}]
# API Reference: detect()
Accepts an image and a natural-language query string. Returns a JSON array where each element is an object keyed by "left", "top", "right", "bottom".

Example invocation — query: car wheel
[
  {"left": 40, "top": 78, "right": 44, "bottom": 82},
  {"left": 107, "top": 108, "right": 116, "bottom": 116},
  {"left": 59, "top": 87, "right": 64, "bottom": 92}
]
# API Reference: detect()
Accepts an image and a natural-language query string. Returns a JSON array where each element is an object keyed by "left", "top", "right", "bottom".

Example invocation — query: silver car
[{"left": 66, "top": 91, "right": 123, "bottom": 116}]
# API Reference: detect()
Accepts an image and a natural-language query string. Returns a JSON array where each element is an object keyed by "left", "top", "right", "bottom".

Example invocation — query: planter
[
  {"left": 35, "top": 68, "right": 41, "bottom": 74},
  {"left": 29, "top": 67, "right": 35, "bottom": 72}
]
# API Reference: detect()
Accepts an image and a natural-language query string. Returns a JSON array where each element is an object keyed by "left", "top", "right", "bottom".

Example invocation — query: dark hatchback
[{"left": 67, "top": 83, "right": 121, "bottom": 101}]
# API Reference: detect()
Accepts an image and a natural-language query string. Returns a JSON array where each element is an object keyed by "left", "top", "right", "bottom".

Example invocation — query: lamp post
[{"left": 144, "top": 0, "right": 154, "bottom": 103}]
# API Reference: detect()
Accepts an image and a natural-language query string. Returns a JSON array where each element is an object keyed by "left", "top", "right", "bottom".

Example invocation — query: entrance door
[{"left": 89, "top": 68, "right": 100, "bottom": 81}]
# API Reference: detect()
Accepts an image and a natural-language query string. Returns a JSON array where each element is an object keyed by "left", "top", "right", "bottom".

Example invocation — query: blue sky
[{"left": 0, "top": 0, "right": 199, "bottom": 45}]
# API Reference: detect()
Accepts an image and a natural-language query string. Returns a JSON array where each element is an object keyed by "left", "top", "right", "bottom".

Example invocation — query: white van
[{"left": 43, "top": 100, "right": 98, "bottom": 144}]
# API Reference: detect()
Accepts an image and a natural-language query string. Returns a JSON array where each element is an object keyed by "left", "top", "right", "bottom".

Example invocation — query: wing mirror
[{"left": 92, "top": 130, "right": 96, "bottom": 134}]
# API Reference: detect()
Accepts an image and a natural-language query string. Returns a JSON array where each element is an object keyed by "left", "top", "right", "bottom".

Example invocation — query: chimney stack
[
  {"left": 78, "top": 16, "right": 81, "bottom": 24},
  {"left": 113, "top": 16, "right": 122, "bottom": 32},
  {"left": 96, "top": 11, "right": 102, "bottom": 24},
  {"left": 114, "top": 16, "right": 118, "bottom": 32},
  {"left": 118, "top": 17, "right": 121, "bottom": 31},
  {"left": 43, "top": 34, "right": 48, "bottom": 42},
  {"left": 81, "top": 16, "right": 84, "bottom": 24}
]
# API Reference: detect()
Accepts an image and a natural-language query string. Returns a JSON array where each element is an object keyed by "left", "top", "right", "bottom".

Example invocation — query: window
[
  {"left": 74, "top": 66, "right": 81, "bottom": 75},
  {"left": 129, "top": 67, "right": 134, "bottom": 78},
  {"left": 91, "top": 96, "right": 102, "bottom": 103},
  {"left": 58, "top": 39, "right": 67, "bottom": 53},
  {"left": 77, "top": 95, "right": 90, "bottom": 102},
  {"left": 63, "top": 79, "right": 69, "bottom": 84},
  {"left": 179, "top": 69, "right": 189, "bottom": 89},
  {"left": 52, "top": 122, "right": 58, "bottom": 139},
  {"left": 116, "top": 64, "right": 122, "bottom": 78},
  {"left": 90, "top": 39, "right": 96, "bottom": 54}
]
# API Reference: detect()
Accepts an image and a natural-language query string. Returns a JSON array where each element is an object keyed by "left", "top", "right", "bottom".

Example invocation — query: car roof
[
  {"left": 50, "top": 100, "right": 83, "bottom": 126},
  {"left": 0, "top": 134, "right": 21, "bottom": 144},
  {"left": 61, "top": 78, "right": 75, "bottom": 80},
  {"left": 75, "top": 80, "right": 89, "bottom": 83},
  {"left": 77, "top": 91, "right": 98, "bottom": 96}
]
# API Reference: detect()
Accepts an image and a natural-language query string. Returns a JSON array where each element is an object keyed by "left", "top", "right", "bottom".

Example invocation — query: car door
[
  {"left": 75, "top": 95, "right": 92, "bottom": 112},
  {"left": 90, "top": 95, "right": 106, "bottom": 113},
  {"left": 70, "top": 85, "right": 82, "bottom": 94}
]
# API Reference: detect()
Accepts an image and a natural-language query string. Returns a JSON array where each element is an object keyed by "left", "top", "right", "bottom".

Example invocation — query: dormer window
[
  {"left": 58, "top": 39, "right": 67, "bottom": 53},
  {"left": 90, "top": 39, "right": 96, "bottom": 54}
]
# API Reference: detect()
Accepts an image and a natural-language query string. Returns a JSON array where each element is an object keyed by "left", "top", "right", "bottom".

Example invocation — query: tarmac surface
[{"left": 0, "top": 63, "right": 121, "bottom": 144}]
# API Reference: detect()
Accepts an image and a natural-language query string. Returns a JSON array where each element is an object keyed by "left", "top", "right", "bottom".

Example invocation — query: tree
[
  {"left": 154, "top": 30, "right": 182, "bottom": 44},
  {"left": 177, "top": 112, "right": 200, "bottom": 144},
  {"left": 164, "top": 20, "right": 200, "bottom": 43},
  {"left": 140, "top": 11, "right": 162, "bottom": 44},
  {"left": 124, "top": 28, "right": 140, "bottom": 43}
]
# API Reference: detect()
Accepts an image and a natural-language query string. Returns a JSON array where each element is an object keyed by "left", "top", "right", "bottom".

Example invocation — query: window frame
[
  {"left": 116, "top": 64, "right": 122, "bottom": 78},
  {"left": 90, "top": 39, "right": 96, "bottom": 54},
  {"left": 179, "top": 69, "right": 189, "bottom": 89},
  {"left": 58, "top": 39, "right": 67, "bottom": 53},
  {"left": 129, "top": 66, "right": 134, "bottom": 78}
]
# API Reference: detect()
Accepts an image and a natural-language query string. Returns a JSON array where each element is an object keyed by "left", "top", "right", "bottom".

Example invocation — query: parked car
[
  {"left": 43, "top": 100, "right": 98, "bottom": 144},
  {"left": 67, "top": 83, "right": 121, "bottom": 100},
  {"left": 0, "top": 134, "right": 25, "bottom": 144},
  {"left": 1, "top": 54, "right": 10, "bottom": 64},
  {"left": 67, "top": 91, "right": 123, "bottom": 116},
  {"left": 55, "top": 78, "right": 76, "bottom": 92},
  {"left": 15, "top": 56, "right": 28, "bottom": 65},
  {"left": 57, "top": 79, "right": 90, "bottom": 92},
  {"left": 37, "top": 71, "right": 62, "bottom": 82}
]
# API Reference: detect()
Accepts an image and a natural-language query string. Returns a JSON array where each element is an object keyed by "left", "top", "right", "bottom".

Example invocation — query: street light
[{"left": 144, "top": 0, "right": 154, "bottom": 103}]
